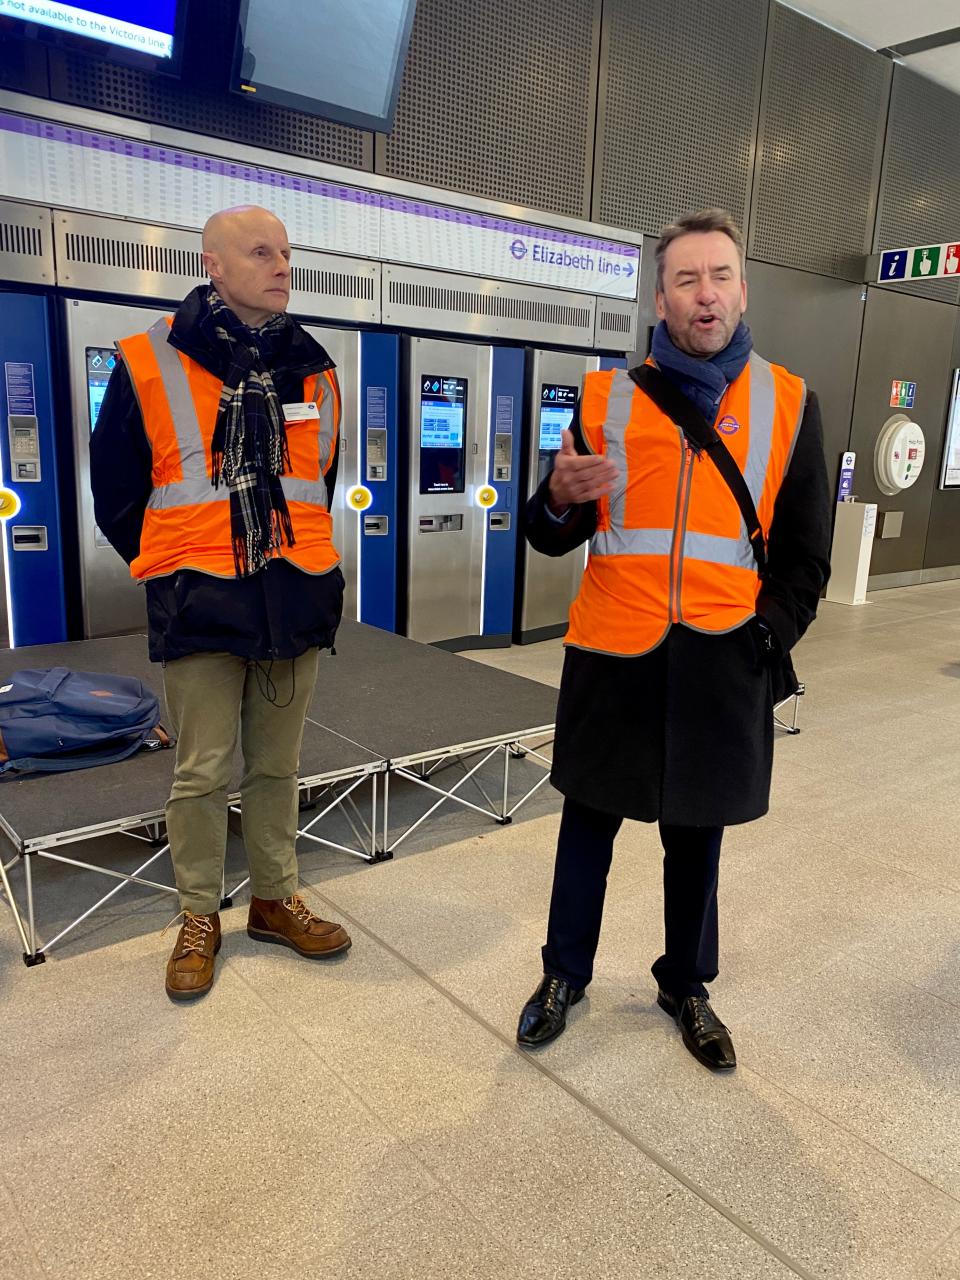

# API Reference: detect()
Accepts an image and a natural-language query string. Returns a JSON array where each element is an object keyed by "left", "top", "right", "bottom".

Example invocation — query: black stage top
[
  {"left": 0, "top": 636, "right": 378, "bottom": 851},
  {"left": 0, "top": 625, "right": 557, "bottom": 851},
  {"left": 314, "top": 621, "right": 558, "bottom": 763}
]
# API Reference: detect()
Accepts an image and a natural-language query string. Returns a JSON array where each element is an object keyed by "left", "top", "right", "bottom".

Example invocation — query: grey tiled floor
[{"left": 3, "top": 581, "right": 960, "bottom": 1278}]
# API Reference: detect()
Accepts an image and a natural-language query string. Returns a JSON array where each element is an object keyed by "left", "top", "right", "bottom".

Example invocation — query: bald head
[{"left": 201, "top": 205, "right": 292, "bottom": 328}]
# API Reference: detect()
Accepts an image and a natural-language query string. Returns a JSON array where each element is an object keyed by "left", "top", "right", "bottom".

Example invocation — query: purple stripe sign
[{"left": 0, "top": 110, "right": 641, "bottom": 300}]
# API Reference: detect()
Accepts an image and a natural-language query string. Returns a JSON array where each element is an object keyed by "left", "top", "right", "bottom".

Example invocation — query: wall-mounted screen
[
  {"left": 940, "top": 368, "right": 960, "bottom": 489},
  {"left": 0, "top": 1, "right": 184, "bottom": 60},
  {"left": 419, "top": 375, "right": 466, "bottom": 495},
  {"left": 233, "top": 0, "right": 417, "bottom": 132},
  {"left": 86, "top": 346, "right": 118, "bottom": 431}
]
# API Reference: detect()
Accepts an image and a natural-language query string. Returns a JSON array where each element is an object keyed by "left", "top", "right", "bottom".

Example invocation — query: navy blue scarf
[{"left": 650, "top": 320, "right": 753, "bottom": 423}]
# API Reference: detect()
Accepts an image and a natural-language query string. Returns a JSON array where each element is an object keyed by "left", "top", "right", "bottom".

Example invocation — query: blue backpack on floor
[{"left": 0, "top": 668, "right": 168, "bottom": 776}]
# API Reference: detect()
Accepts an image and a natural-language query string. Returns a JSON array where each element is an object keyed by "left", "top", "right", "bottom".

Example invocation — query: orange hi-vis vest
[
  {"left": 565, "top": 354, "right": 806, "bottom": 657},
  {"left": 118, "top": 317, "right": 341, "bottom": 582}
]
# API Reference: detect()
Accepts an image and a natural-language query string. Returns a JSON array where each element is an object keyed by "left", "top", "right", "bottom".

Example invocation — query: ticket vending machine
[
  {"left": 402, "top": 336, "right": 524, "bottom": 648},
  {"left": 66, "top": 298, "right": 169, "bottom": 637},
  {"left": 0, "top": 292, "right": 68, "bottom": 646},
  {"left": 65, "top": 298, "right": 398, "bottom": 637},
  {"left": 514, "top": 349, "right": 601, "bottom": 643}
]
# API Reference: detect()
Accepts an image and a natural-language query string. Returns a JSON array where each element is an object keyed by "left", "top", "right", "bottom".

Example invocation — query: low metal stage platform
[{"left": 0, "top": 625, "right": 558, "bottom": 965}]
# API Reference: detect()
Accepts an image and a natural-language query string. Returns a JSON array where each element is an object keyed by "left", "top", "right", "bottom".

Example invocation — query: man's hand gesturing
[{"left": 547, "top": 428, "right": 619, "bottom": 515}]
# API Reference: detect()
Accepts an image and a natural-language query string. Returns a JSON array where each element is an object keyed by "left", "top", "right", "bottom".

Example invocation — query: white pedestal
[{"left": 825, "top": 501, "right": 877, "bottom": 605}]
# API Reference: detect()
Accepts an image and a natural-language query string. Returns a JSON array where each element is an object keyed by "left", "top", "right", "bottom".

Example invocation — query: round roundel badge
[
  {"left": 0, "top": 488, "right": 21, "bottom": 520},
  {"left": 346, "top": 485, "right": 373, "bottom": 512},
  {"left": 717, "top": 415, "right": 740, "bottom": 436},
  {"left": 476, "top": 485, "right": 498, "bottom": 509}
]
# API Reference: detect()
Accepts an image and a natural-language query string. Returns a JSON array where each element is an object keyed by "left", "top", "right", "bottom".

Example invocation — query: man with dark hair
[
  {"left": 91, "top": 205, "right": 351, "bottom": 1002},
  {"left": 516, "top": 208, "right": 831, "bottom": 1069}
]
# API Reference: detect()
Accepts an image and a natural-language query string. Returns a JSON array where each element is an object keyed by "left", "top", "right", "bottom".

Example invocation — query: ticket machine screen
[
  {"left": 419, "top": 375, "right": 467, "bottom": 494},
  {"left": 86, "top": 347, "right": 119, "bottom": 432},
  {"left": 537, "top": 383, "right": 578, "bottom": 484}
]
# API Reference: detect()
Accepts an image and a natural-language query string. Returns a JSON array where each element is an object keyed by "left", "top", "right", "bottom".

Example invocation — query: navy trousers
[{"left": 541, "top": 797, "right": 723, "bottom": 998}]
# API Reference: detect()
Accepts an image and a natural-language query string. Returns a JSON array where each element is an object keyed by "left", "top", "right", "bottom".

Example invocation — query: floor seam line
[
  {"left": 308, "top": 888, "right": 822, "bottom": 1280},
  {"left": 734, "top": 1062, "right": 960, "bottom": 1214},
  {"left": 221, "top": 951, "right": 528, "bottom": 1273}
]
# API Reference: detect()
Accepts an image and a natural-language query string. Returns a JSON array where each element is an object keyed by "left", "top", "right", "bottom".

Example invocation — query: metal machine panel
[
  {"left": 384, "top": 264, "right": 597, "bottom": 349},
  {"left": 516, "top": 348, "right": 600, "bottom": 643},
  {"left": 303, "top": 325, "right": 361, "bottom": 622},
  {"left": 0, "top": 199, "right": 55, "bottom": 287},
  {"left": 55, "top": 213, "right": 205, "bottom": 300},
  {"left": 403, "top": 336, "right": 491, "bottom": 646},
  {"left": 54, "top": 211, "right": 383, "bottom": 323},
  {"left": 594, "top": 296, "right": 638, "bottom": 353},
  {"left": 64, "top": 297, "right": 165, "bottom": 637}
]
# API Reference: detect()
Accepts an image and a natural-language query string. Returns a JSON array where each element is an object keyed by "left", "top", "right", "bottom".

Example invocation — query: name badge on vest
[{"left": 282, "top": 402, "right": 320, "bottom": 422}]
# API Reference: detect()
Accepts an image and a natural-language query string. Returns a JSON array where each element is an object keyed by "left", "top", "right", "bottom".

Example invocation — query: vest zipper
[{"left": 671, "top": 441, "right": 695, "bottom": 623}]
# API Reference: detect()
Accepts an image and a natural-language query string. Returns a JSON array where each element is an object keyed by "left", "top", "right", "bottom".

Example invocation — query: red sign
[{"left": 944, "top": 245, "right": 960, "bottom": 275}]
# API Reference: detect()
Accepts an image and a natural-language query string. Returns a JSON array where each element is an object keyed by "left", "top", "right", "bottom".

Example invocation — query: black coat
[
  {"left": 526, "top": 384, "right": 832, "bottom": 826},
  {"left": 90, "top": 291, "right": 344, "bottom": 663}
]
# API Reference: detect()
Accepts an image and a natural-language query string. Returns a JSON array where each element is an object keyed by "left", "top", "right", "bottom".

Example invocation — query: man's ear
[
  {"left": 202, "top": 250, "right": 219, "bottom": 282},
  {"left": 655, "top": 291, "right": 665, "bottom": 320}
]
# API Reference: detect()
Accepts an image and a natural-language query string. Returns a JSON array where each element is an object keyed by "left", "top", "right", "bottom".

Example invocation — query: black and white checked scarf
[{"left": 206, "top": 287, "right": 295, "bottom": 578}]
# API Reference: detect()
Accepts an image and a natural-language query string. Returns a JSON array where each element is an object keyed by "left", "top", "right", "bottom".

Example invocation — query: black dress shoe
[
  {"left": 657, "top": 989, "right": 736, "bottom": 1071},
  {"left": 517, "top": 974, "right": 585, "bottom": 1048}
]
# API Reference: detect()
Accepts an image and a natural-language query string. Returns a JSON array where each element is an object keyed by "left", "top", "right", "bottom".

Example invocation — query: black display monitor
[
  {"left": 0, "top": 0, "right": 187, "bottom": 69},
  {"left": 85, "top": 347, "right": 118, "bottom": 431},
  {"left": 232, "top": 0, "right": 418, "bottom": 132},
  {"left": 419, "top": 375, "right": 466, "bottom": 495},
  {"left": 537, "top": 383, "right": 578, "bottom": 485}
]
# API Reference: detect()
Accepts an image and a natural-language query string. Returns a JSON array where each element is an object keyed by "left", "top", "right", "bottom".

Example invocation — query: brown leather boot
[
  {"left": 247, "top": 893, "right": 351, "bottom": 959},
  {"left": 164, "top": 911, "right": 221, "bottom": 1002}
]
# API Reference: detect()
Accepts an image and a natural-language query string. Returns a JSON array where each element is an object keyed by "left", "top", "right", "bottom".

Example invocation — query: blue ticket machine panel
[
  {"left": 358, "top": 330, "right": 399, "bottom": 632},
  {"left": 0, "top": 293, "right": 68, "bottom": 646},
  {"left": 303, "top": 327, "right": 399, "bottom": 634}
]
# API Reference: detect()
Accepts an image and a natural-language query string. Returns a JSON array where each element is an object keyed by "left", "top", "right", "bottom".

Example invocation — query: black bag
[{"left": 628, "top": 364, "right": 800, "bottom": 705}]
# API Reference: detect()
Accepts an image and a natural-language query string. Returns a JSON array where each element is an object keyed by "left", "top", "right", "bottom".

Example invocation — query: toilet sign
[{"left": 879, "top": 241, "right": 960, "bottom": 282}]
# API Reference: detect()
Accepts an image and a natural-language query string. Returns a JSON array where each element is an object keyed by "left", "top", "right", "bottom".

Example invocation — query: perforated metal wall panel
[
  {"left": 46, "top": 20, "right": 371, "bottom": 171},
  {"left": 0, "top": 200, "right": 54, "bottom": 286},
  {"left": 593, "top": 0, "right": 766, "bottom": 234},
  {"left": 749, "top": 5, "right": 889, "bottom": 280},
  {"left": 378, "top": 0, "right": 599, "bottom": 218},
  {"left": 382, "top": 265, "right": 598, "bottom": 348},
  {"left": 52, "top": 211, "right": 381, "bottom": 324},
  {"left": 874, "top": 68, "right": 960, "bottom": 306}
]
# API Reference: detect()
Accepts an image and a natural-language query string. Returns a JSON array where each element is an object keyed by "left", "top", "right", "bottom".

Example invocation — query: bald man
[{"left": 91, "top": 205, "right": 352, "bottom": 1001}]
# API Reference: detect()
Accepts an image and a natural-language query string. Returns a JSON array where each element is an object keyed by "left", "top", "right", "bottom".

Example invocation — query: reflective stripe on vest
[
  {"left": 591, "top": 355, "right": 781, "bottom": 572},
  {"left": 565, "top": 354, "right": 805, "bottom": 656},
  {"left": 121, "top": 317, "right": 340, "bottom": 582},
  {"left": 144, "top": 317, "right": 333, "bottom": 512}
]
